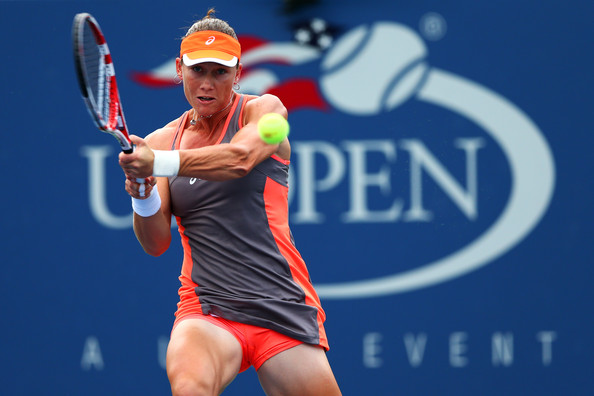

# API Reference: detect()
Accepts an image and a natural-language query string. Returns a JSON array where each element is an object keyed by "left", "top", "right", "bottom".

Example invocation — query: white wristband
[
  {"left": 153, "top": 150, "right": 180, "bottom": 177},
  {"left": 131, "top": 187, "right": 162, "bottom": 217}
]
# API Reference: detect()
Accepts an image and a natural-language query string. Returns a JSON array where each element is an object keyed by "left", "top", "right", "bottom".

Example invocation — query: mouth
[{"left": 197, "top": 96, "right": 215, "bottom": 103}]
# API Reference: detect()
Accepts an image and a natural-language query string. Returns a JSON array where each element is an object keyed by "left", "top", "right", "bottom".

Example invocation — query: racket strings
[{"left": 81, "top": 21, "right": 112, "bottom": 127}]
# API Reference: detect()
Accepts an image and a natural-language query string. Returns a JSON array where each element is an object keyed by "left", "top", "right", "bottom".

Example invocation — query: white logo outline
[
  {"left": 84, "top": 18, "right": 556, "bottom": 299},
  {"left": 314, "top": 28, "right": 556, "bottom": 298}
]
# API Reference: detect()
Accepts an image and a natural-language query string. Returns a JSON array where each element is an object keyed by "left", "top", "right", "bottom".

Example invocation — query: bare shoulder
[
  {"left": 243, "top": 94, "right": 288, "bottom": 123},
  {"left": 240, "top": 94, "right": 291, "bottom": 160},
  {"left": 144, "top": 117, "right": 181, "bottom": 150}
]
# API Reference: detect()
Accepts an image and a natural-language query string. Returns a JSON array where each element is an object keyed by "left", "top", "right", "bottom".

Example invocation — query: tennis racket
[{"left": 72, "top": 12, "right": 145, "bottom": 195}]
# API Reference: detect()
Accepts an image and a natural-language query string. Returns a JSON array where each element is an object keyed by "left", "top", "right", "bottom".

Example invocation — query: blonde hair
[{"left": 184, "top": 8, "right": 237, "bottom": 39}]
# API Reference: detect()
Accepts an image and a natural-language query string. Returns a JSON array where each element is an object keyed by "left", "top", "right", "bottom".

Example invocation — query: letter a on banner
[{"left": 81, "top": 336, "right": 104, "bottom": 371}]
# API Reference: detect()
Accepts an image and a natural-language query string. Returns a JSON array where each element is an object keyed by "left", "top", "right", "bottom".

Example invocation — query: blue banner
[{"left": 1, "top": 1, "right": 592, "bottom": 394}]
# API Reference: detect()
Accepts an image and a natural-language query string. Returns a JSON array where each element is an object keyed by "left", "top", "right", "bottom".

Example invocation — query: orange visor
[{"left": 180, "top": 30, "right": 241, "bottom": 67}]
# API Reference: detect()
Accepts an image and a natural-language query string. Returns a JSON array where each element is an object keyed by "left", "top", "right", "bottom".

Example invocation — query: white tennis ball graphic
[{"left": 320, "top": 22, "right": 428, "bottom": 115}]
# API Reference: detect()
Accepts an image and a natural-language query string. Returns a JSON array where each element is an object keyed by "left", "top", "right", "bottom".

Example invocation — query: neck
[{"left": 190, "top": 95, "right": 234, "bottom": 126}]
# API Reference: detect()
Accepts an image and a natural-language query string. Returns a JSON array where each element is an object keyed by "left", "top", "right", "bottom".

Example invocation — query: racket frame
[{"left": 72, "top": 13, "right": 133, "bottom": 154}]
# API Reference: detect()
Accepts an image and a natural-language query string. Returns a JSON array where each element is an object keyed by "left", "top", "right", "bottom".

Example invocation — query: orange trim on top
[
  {"left": 169, "top": 111, "right": 190, "bottom": 151},
  {"left": 174, "top": 216, "right": 204, "bottom": 320},
  {"left": 262, "top": 177, "right": 327, "bottom": 348},
  {"left": 216, "top": 94, "right": 241, "bottom": 145},
  {"left": 238, "top": 97, "right": 247, "bottom": 129},
  {"left": 271, "top": 154, "right": 290, "bottom": 165}
]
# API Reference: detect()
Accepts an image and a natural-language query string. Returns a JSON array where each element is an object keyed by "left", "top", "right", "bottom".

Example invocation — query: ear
[
  {"left": 175, "top": 58, "right": 183, "bottom": 79},
  {"left": 235, "top": 63, "right": 243, "bottom": 83}
]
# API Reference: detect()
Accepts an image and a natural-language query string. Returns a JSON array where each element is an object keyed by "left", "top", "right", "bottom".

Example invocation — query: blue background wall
[{"left": 1, "top": 1, "right": 593, "bottom": 395}]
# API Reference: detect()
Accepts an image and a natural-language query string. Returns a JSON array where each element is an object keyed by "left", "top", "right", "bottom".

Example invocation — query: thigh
[
  {"left": 256, "top": 343, "right": 342, "bottom": 396},
  {"left": 166, "top": 317, "right": 243, "bottom": 395}
]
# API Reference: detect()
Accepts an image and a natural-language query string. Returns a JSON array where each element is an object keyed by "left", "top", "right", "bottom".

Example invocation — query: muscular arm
[
  {"left": 120, "top": 94, "right": 290, "bottom": 181},
  {"left": 132, "top": 174, "right": 172, "bottom": 257},
  {"left": 124, "top": 128, "right": 176, "bottom": 257}
]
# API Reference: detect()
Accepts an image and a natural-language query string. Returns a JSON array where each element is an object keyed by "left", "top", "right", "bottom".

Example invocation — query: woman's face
[{"left": 177, "top": 59, "right": 241, "bottom": 117}]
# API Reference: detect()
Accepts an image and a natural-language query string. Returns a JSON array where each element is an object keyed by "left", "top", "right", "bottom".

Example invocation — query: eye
[
  {"left": 191, "top": 66, "right": 203, "bottom": 73},
  {"left": 216, "top": 68, "right": 228, "bottom": 75}
]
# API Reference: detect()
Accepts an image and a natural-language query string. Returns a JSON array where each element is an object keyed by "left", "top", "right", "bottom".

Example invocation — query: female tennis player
[{"left": 118, "top": 9, "right": 341, "bottom": 396}]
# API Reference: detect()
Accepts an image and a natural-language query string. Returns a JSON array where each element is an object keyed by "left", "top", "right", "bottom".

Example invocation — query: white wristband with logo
[
  {"left": 153, "top": 150, "right": 180, "bottom": 177},
  {"left": 131, "top": 187, "right": 162, "bottom": 217}
]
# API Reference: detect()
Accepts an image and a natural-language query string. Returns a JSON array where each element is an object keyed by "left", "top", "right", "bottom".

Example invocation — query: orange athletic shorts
[{"left": 172, "top": 313, "right": 305, "bottom": 372}]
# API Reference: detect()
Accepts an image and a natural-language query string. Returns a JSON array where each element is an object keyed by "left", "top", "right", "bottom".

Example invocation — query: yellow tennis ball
[{"left": 258, "top": 113, "right": 290, "bottom": 144}]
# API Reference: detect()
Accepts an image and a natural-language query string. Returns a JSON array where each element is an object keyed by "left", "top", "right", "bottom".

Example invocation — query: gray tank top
[{"left": 168, "top": 95, "right": 323, "bottom": 344}]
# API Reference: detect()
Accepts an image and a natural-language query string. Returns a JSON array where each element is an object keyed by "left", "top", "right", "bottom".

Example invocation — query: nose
[{"left": 199, "top": 75, "right": 215, "bottom": 91}]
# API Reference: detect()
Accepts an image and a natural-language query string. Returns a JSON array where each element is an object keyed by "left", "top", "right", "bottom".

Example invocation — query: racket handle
[{"left": 122, "top": 145, "right": 145, "bottom": 196}]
